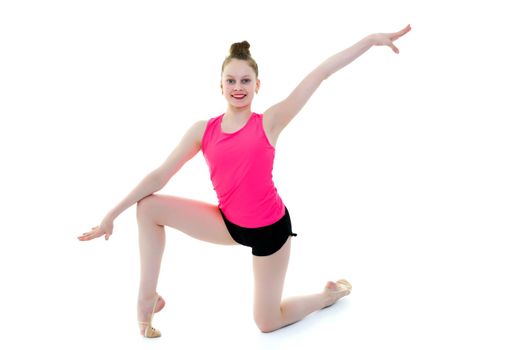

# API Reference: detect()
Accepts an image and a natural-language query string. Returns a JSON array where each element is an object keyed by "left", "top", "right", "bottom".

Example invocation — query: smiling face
[{"left": 221, "top": 58, "right": 260, "bottom": 109}]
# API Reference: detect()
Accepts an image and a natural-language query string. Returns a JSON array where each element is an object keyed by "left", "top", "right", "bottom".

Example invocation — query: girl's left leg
[{"left": 252, "top": 238, "right": 349, "bottom": 333}]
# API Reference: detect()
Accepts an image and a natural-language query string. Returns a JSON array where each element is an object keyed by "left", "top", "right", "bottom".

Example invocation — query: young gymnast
[{"left": 78, "top": 24, "right": 411, "bottom": 337}]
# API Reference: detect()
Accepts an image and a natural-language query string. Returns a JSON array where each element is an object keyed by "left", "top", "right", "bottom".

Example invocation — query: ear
[{"left": 256, "top": 79, "right": 260, "bottom": 94}]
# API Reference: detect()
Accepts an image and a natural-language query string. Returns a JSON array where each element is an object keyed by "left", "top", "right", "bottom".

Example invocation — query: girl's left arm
[{"left": 264, "top": 24, "right": 411, "bottom": 134}]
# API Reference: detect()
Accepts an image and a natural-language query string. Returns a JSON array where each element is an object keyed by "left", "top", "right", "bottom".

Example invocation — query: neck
[{"left": 224, "top": 104, "right": 252, "bottom": 121}]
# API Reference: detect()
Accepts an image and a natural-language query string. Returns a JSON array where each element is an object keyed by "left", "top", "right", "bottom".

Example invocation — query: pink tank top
[{"left": 201, "top": 112, "right": 285, "bottom": 228}]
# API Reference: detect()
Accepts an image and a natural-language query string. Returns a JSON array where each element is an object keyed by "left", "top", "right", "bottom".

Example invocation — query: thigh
[
  {"left": 137, "top": 194, "right": 237, "bottom": 245},
  {"left": 252, "top": 237, "right": 291, "bottom": 320}
]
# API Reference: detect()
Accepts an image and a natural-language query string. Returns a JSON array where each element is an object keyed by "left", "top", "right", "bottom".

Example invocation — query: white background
[{"left": 1, "top": 0, "right": 524, "bottom": 349}]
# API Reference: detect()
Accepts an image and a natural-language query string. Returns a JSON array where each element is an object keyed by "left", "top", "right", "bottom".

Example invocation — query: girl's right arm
[{"left": 78, "top": 120, "right": 206, "bottom": 241}]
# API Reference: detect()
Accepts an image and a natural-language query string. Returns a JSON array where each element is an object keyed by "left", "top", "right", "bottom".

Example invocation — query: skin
[
  {"left": 221, "top": 58, "right": 260, "bottom": 122},
  {"left": 78, "top": 25, "right": 411, "bottom": 335}
]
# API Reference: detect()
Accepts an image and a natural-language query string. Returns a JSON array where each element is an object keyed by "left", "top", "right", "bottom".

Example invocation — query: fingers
[
  {"left": 77, "top": 227, "right": 105, "bottom": 241},
  {"left": 392, "top": 24, "right": 412, "bottom": 41},
  {"left": 389, "top": 43, "right": 400, "bottom": 54},
  {"left": 78, "top": 232, "right": 97, "bottom": 241},
  {"left": 78, "top": 232, "right": 95, "bottom": 241},
  {"left": 379, "top": 37, "right": 400, "bottom": 54},
  {"left": 384, "top": 24, "right": 410, "bottom": 54},
  {"left": 399, "top": 24, "right": 411, "bottom": 35}
]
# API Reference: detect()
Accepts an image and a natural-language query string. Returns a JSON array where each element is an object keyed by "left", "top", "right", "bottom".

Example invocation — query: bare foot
[
  {"left": 137, "top": 295, "right": 165, "bottom": 336},
  {"left": 323, "top": 280, "right": 352, "bottom": 307}
]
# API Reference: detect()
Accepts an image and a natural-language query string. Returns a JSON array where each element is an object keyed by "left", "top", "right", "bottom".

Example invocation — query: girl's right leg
[{"left": 135, "top": 193, "right": 236, "bottom": 335}]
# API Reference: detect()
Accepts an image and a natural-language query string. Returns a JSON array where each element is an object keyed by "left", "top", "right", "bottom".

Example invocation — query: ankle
[
  {"left": 138, "top": 293, "right": 157, "bottom": 304},
  {"left": 321, "top": 291, "right": 335, "bottom": 308}
]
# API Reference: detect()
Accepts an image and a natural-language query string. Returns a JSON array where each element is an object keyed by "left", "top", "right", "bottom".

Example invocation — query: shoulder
[
  {"left": 194, "top": 114, "right": 223, "bottom": 148},
  {"left": 193, "top": 119, "right": 208, "bottom": 130},
  {"left": 191, "top": 120, "right": 208, "bottom": 148}
]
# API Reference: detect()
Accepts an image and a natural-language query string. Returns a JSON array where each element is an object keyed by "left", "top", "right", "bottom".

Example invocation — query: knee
[
  {"left": 254, "top": 315, "right": 279, "bottom": 333},
  {"left": 136, "top": 194, "right": 158, "bottom": 221}
]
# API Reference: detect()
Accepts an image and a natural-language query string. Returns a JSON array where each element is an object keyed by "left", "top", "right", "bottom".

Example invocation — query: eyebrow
[{"left": 225, "top": 75, "right": 252, "bottom": 78}]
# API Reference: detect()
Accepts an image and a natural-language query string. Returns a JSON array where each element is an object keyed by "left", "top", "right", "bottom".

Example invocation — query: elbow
[
  {"left": 313, "top": 66, "right": 330, "bottom": 83},
  {"left": 149, "top": 169, "right": 168, "bottom": 191},
  {"left": 321, "top": 64, "right": 335, "bottom": 81}
]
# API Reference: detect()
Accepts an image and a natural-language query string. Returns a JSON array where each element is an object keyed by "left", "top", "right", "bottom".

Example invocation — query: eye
[
  {"left": 241, "top": 79, "right": 251, "bottom": 84},
  {"left": 226, "top": 79, "right": 235, "bottom": 84}
]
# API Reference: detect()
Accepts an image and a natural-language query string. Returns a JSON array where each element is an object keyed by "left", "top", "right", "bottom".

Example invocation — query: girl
[{"left": 78, "top": 24, "right": 411, "bottom": 337}]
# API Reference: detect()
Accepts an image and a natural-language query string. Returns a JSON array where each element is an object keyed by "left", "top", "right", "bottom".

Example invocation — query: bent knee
[
  {"left": 136, "top": 194, "right": 160, "bottom": 219},
  {"left": 254, "top": 316, "right": 280, "bottom": 333}
]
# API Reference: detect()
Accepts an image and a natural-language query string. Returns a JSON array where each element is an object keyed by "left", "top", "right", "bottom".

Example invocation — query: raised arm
[
  {"left": 264, "top": 24, "right": 411, "bottom": 134},
  {"left": 78, "top": 120, "right": 206, "bottom": 241}
]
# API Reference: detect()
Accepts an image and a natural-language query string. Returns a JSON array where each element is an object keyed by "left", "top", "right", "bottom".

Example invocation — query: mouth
[{"left": 231, "top": 94, "right": 247, "bottom": 100}]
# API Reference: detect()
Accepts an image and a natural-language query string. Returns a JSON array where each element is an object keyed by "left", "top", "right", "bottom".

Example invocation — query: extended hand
[
  {"left": 370, "top": 24, "right": 411, "bottom": 54},
  {"left": 78, "top": 218, "right": 114, "bottom": 241}
]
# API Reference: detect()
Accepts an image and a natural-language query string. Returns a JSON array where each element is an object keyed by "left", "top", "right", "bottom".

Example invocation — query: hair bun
[
  {"left": 221, "top": 40, "right": 259, "bottom": 78},
  {"left": 230, "top": 41, "right": 251, "bottom": 59}
]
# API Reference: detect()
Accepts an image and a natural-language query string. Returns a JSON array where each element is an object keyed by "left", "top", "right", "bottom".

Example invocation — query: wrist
[
  {"left": 364, "top": 34, "right": 378, "bottom": 46},
  {"left": 104, "top": 210, "right": 117, "bottom": 222}
]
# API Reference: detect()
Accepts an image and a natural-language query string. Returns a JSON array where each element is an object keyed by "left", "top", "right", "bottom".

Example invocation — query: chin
[{"left": 228, "top": 99, "right": 252, "bottom": 108}]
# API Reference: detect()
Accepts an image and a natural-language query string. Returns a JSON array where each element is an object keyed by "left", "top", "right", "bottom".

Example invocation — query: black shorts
[{"left": 219, "top": 206, "right": 298, "bottom": 256}]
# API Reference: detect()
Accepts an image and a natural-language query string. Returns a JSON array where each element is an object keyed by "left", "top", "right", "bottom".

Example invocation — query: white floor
[{"left": 3, "top": 211, "right": 525, "bottom": 349}]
